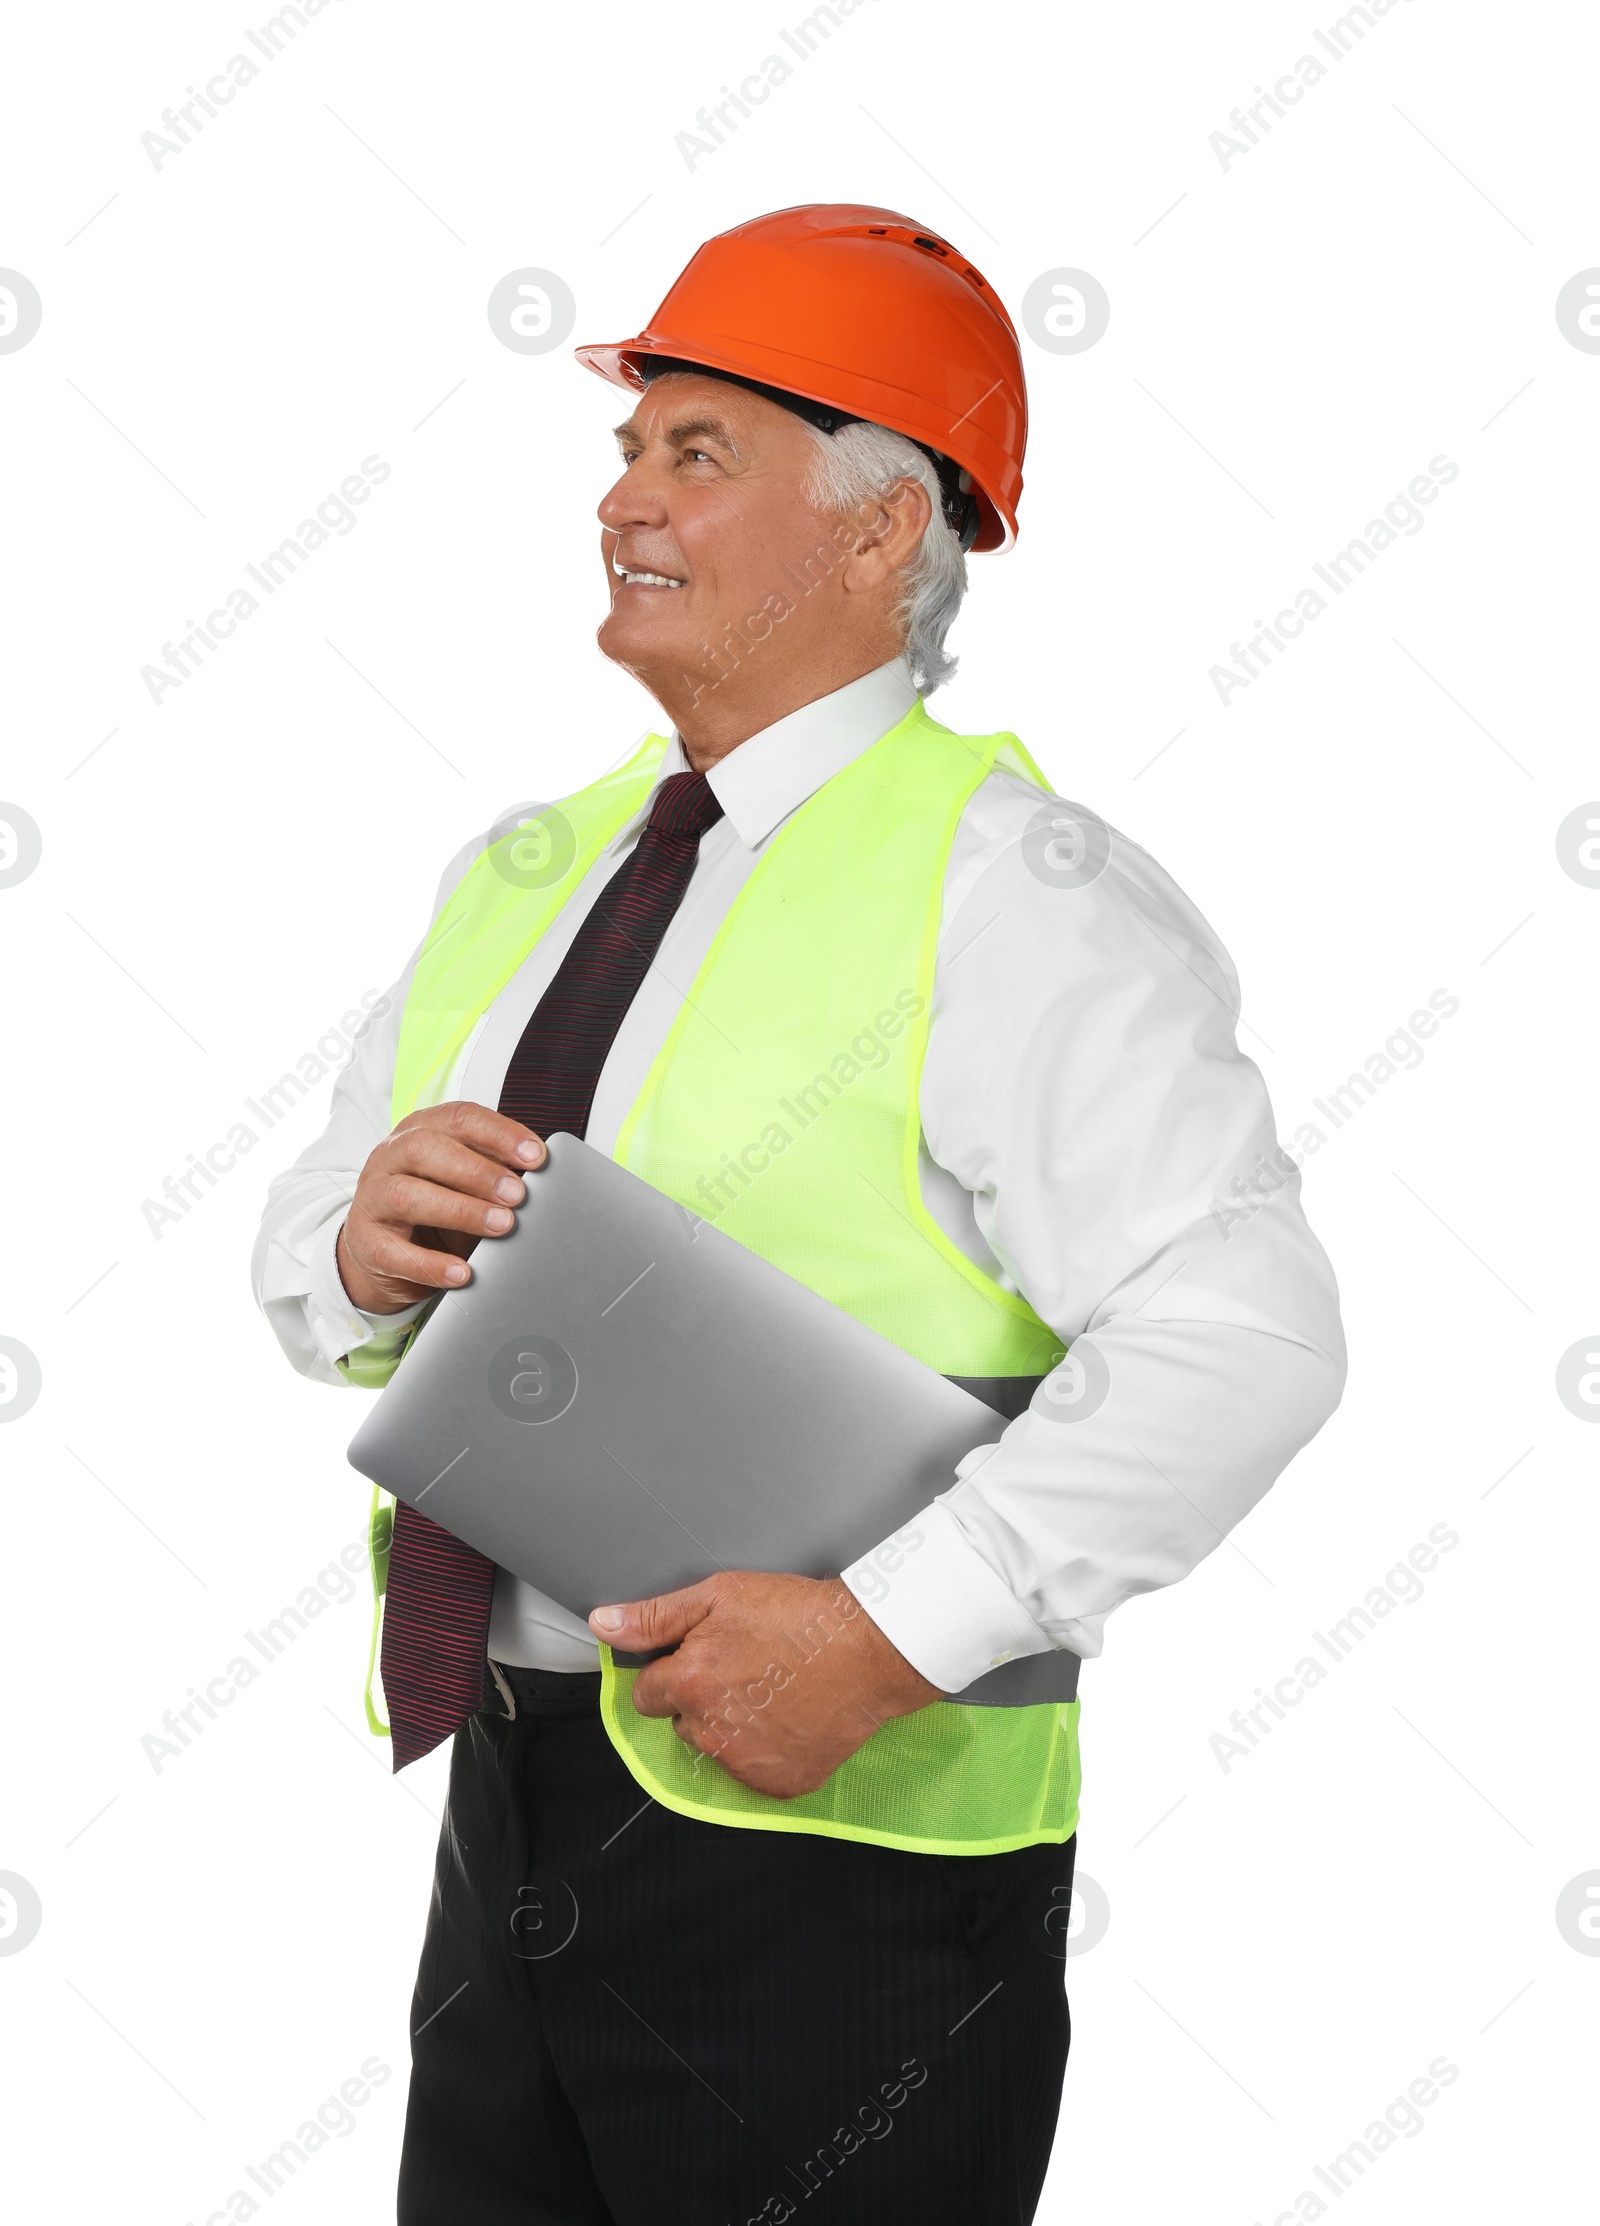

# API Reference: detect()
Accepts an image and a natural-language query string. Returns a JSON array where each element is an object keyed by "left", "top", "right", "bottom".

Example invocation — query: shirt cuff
[
  {"left": 840, "top": 1454, "right": 1058, "bottom": 1696},
  {"left": 306, "top": 1214, "right": 429, "bottom": 1372}
]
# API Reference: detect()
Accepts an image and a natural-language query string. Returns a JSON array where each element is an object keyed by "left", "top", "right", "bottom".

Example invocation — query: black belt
[{"left": 486, "top": 1649, "right": 1079, "bottom": 1714}]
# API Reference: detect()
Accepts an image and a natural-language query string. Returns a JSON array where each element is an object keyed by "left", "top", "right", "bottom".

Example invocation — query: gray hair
[{"left": 799, "top": 420, "right": 968, "bottom": 696}]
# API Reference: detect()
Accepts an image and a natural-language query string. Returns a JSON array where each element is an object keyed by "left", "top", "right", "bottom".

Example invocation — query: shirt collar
[{"left": 645, "top": 656, "right": 921, "bottom": 850}]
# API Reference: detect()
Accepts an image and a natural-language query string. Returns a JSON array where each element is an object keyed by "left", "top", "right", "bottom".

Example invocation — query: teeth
[{"left": 613, "top": 563, "right": 683, "bottom": 588}]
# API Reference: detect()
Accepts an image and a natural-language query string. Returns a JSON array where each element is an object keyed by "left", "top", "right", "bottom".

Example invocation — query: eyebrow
[{"left": 612, "top": 412, "right": 742, "bottom": 456}]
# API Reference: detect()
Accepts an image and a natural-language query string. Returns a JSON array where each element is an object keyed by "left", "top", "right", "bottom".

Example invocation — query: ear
[{"left": 839, "top": 476, "right": 933, "bottom": 596}]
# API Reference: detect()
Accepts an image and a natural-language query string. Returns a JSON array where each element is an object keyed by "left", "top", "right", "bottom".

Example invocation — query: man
[{"left": 254, "top": 204, "right": 1345, "bottom": 2223}]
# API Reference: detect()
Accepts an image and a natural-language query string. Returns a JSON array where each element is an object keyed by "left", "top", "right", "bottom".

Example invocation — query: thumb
[{"left": 590, "top": 1581, "right": 716, "bottom": 1652}]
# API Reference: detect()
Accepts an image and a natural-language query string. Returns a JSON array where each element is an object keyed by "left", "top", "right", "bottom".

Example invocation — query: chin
[
  {"left": 598, "top": 604, "right": 694, "bottom": 671},
  {"left": 595, "top": 623, "right": 682, "bottom": 696}
]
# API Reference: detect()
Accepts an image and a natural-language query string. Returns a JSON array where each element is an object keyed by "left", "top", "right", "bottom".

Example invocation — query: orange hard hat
[{"left": 574, "top": 203, "right": 1027, "bottom": 552}]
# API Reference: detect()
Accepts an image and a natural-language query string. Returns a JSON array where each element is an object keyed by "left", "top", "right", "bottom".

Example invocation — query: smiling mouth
[{"left": 612, "top": 560, "right": 685, "bottom": 589}]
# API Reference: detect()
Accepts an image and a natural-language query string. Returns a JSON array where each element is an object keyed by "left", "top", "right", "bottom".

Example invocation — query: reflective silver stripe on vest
[
  {"left": 947, "top": 1372, "right": 1044, "bottom": 1421},
  {"left": 947, "top": 1649, "right": 1081, "bottom": 1707},
  {"left": 938, "top": 1373, "right": 1081, "bottom": 1707}
]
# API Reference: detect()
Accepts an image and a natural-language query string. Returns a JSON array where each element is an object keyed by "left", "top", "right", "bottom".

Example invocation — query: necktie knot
[{"left": 648, "top": 769, "right": 726, "bottom": 840}]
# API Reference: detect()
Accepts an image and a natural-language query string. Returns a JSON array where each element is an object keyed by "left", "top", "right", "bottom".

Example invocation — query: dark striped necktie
[{"left": 379, "top": 769, "right": 728, "bottom": 1770}]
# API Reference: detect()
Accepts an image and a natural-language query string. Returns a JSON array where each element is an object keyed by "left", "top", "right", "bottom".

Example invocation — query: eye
[{"left": 682, "top": 447, "right": 716, "bottom": 465}]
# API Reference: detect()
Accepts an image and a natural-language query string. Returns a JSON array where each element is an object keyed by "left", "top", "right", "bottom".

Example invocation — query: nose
[{"left": 598, "top": 450, "right": 668, "bottom": 536}]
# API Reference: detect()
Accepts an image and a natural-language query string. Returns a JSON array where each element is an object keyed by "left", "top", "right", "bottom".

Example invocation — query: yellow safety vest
[{"left": 353, "top": 699, "right": 1081, "bottom": 1853}]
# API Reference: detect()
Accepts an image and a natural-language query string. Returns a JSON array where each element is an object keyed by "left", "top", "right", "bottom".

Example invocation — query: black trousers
[{"left": 397, "top": 1664, "right": 1076, "bottom": 2226}]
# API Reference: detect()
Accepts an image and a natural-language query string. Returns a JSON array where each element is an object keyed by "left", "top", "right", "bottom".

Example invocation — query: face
[{"left": 594, "top": 372, "right": 927, "bottom": 737}]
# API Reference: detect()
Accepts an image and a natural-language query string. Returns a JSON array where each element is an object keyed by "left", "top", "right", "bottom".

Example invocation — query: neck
[{"left": 655, "top": 637, "right": 907, "bottom": 772}]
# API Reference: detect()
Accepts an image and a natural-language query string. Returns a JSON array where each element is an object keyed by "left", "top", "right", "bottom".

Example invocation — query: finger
[
  {"left": 369, "top": 1169, "right": 518, "bottom": 1240},
  {"left": 346, "top": 1220, "right": 474, "bottom": 1291},
  {"left": 397, "top": 1101, "right": 547, "bottom": 1170},
  {"left": 627, "top": 1655, "right": 692, "bottom": 1720},
  {"left": 626, "top": 1669, "right": 678, "bottom": 1721},
  {"left": 590, "top": 1582, "right": 718, "bottom": 1653},
  {"left": 381, "top": 1126, "right": 534, "bottom": 1208}
]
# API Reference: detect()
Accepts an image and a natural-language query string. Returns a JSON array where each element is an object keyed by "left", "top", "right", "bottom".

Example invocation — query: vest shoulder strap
[{"left": 392, "top": 734, "right": 670, "bottom": 1122}]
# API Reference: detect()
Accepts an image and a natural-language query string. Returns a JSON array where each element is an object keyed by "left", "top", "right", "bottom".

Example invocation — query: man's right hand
[{"left": 335, "top": 1102, "right": 547, "bottom": 1316}]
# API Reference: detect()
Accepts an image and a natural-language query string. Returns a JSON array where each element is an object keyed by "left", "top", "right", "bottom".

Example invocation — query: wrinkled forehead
[{"left": 612, "top": 370, "right": 810, "bottom": 457}]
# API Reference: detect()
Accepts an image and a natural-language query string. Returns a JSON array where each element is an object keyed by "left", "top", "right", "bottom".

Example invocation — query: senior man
[{"left": 254, "top": 204, "right": 1345, "bottom": 2224}]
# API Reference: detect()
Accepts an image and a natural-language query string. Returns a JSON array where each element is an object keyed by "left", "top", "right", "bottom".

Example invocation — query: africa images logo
[{"left": 488, "top": 1337, "right": 579, "bottom": 1425}]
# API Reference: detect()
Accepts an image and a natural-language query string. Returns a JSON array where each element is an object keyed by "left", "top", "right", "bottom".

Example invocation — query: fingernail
[
  {"left": 517, "top": 1139, "right": 543, "bottom": 1164},
  {"left": 590, "top": 1606, "right": 625, "bottom": 1633},
  {"left": 495, "top": 1174, "right": 524, "bottom": 1204},
  {"left": 485, "top": 1206, "right": 512, "bottom": 1232},
  {"left": 445, "top": 1263, "right": 468, "bottom": 1284}
]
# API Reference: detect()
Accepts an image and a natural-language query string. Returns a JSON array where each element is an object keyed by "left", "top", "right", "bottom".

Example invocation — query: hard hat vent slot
[{"left": 911, "top": 235, "right": 948, "bottom": 254}]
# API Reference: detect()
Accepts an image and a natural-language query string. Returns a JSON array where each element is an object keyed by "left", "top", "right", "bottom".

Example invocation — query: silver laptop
[{"left": 347, "top": 1131, "right": 1078, "bottom": 1706}]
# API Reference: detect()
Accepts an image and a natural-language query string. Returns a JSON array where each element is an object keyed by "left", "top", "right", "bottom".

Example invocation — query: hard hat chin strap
[{"left": 638, "top": 355, "right": 980, "bottom": 554}]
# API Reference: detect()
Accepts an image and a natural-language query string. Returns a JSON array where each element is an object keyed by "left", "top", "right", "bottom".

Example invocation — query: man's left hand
[{"left": 589, "top": 1572, "right": 944, "bottom": 1799}]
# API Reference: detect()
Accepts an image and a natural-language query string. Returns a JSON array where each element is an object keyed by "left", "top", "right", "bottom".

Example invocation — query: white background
[{"left": 2, "top": 1, "right": 1595, "bottom": 2219}]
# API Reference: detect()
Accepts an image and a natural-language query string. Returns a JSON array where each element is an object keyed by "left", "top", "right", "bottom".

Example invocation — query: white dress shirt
[{"left": 252, "top": 656, "right": 1345, "bottom": 1692}]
